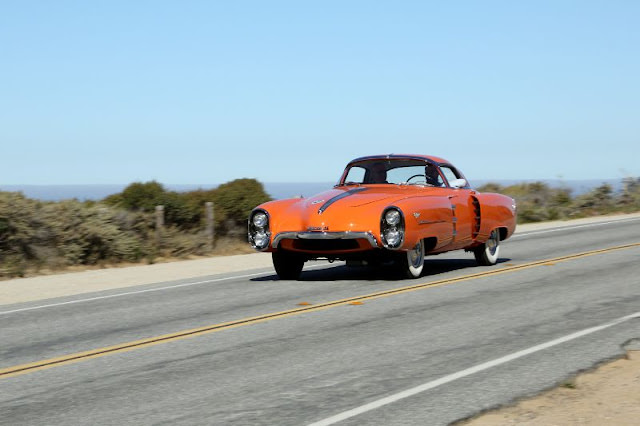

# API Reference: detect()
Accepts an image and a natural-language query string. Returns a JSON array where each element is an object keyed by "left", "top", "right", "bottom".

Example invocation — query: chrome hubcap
[
  {"left": 409, "top": 242, "right": 423, "bottom": 267},
  {"left": 487, "top": 231, "right": 498, "bottom": 255}
]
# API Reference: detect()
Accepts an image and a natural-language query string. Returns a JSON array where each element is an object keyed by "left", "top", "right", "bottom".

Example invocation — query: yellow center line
[{"left": 2, "top": 242, "right": 639, "bottom": 379}]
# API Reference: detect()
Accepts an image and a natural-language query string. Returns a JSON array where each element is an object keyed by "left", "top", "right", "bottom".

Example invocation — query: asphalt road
[{"left": 1, "top": 218, "right": 639, "bottom": 425}]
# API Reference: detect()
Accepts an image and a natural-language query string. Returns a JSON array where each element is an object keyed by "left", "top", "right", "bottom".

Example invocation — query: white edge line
[
  {"left": 0, "top": 263, "right": 332, "bottom": 316},
  {"left": 512, "top": 217, "right": 640, "bottom": 238},
  {"left": 307, "top": 311, "right": 640, "bottom": 426}
]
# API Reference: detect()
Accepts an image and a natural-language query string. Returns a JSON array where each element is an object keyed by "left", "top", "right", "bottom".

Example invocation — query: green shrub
[
  {"left": 0, "top": 192, "right": 41, "bottom": 260},
  {"left": 101, "top": 178, "right": 271, "bottom": 234},
  {"left": 0, "top": 192, "right": 149, "bottom": 276},
  {"left": 618, "top": 178, "right": 640, "bottom": 212},
  {"left": 213, "top": 178, "right": 271, "bottom": 230},
  {"left": 477, "top": 182, "right": 574, "bottom": 223},
  {"left": 180, "top": 188, "right": 222, "bottom": 228},
  {"left": 476, "top": 181, "right": 632, "bottom": 223},
  {"left": 105, "top": 181, "right": 166, "bottom": 212},
  {"left": 569, "top": 184, "right": 615, "bottom": 217},
  {"left": 104, "top": 181, "right": 198, "bottom": 229},
  {"left": 40, "top": 201, "right": 143, "bottom": 265}
]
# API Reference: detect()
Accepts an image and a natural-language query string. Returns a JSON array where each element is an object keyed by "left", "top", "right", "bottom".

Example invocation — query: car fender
[
  {"left": 391, "top": 194, "right": 455, "bottom": 251},
  {"left": 473, "top": 192, "right": 517, "bottom": 242}
]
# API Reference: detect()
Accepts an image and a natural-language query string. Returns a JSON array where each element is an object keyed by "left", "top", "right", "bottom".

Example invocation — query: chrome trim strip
[
  {"left": 272, "top": 231, "right": 378, "bottom": 249},
  {"left": 317, "top": 187, "right": 368, "bottom": 214}
]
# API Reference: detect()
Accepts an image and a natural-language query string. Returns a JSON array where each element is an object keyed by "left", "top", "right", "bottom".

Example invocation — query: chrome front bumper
[{"left": 272, "top": 231, "right": 378, "bottom": 249}]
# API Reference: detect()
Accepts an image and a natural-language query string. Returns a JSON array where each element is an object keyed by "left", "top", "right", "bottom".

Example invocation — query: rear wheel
[
  {"left": 398, "top": 239, "right": 425, "bottom": 278},
  {"left": 474, "top": 229, "right": 500, "bottom": 266},
  {"left": 272, "top": 251, "right": 304, "bottom": 280}
]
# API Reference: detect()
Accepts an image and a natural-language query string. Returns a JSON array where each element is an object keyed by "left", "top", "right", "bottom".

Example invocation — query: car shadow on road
[{"left": 250, "top": 257, "right": 512, "bottom": 282}]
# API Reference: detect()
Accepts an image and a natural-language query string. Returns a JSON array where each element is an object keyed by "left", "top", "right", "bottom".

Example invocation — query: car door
[{"left": 439, "top": 165, "right": 474, "bottom": 248}]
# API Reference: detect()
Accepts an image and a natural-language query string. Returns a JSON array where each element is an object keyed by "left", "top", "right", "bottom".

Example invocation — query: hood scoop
[{"left": 317, "top": 187, "right": 368, "bottom": 214}]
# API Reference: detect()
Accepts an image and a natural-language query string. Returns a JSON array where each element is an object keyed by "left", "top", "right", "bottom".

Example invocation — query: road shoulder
[
  {"left": 458, "top": 345, "right": 640, "bottom": 425},
  {"left": 0, "top": 253, "right": 273, "bottom": 305}
]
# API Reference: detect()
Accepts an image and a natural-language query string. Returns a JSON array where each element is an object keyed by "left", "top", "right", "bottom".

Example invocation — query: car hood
[
  {"left": 270, "top": 185, "right": 437, "bottom": 233},
  {"left": 304, "top": 186, "right": 402, "bottom": 211}
]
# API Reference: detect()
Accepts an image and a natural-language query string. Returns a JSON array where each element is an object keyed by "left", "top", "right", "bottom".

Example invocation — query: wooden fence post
[
  {"left": 205, "top": 202, "right": 214, "bottom": 251},
  {"left": 155, "top": 205, "right": 164, "bottom": 248}
]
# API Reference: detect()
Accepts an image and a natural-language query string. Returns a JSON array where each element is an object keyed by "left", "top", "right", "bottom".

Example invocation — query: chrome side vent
[{"left": 472, "top": 197, "right": 481, "bottom": 239}]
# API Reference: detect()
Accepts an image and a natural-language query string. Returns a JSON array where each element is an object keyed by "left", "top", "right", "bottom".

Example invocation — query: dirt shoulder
[
  {"left": 0, "top": 252, "right": 272, "bottom": 305},
  {"left": 459, "top": 347, "right": 640, "bottom": 426}
]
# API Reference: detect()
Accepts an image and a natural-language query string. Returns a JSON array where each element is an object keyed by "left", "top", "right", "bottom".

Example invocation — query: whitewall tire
[
  {"left": 401, "top": 239, "right": 425, "bottom": 278},
  {"left": 474, "top": 229, "right": 500, "bottom": 266}
]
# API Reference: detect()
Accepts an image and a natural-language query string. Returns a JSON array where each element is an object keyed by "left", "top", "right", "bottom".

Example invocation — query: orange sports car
[{"left": 249, "top": 154, "right": 517, "bottom": 279}]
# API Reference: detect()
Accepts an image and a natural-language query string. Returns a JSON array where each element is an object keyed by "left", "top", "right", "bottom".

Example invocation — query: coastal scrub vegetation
[
  {"left": 1, "top": 177, "right": 639, "bottom": 278},
  {"left": 476, "top": 178, "right": 640, "bottom": 223},
  {"left": 1, "top": 178, "right": 271, "bottom": 278}
]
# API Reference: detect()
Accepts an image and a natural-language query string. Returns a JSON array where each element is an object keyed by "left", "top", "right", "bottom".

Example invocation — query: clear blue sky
[{"left": 1, "top": 1, "right": 638, "bottom": 185}]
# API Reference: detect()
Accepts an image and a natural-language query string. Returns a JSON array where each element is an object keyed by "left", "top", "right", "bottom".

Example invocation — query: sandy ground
[
  {"left": 2, "top": 212, "right": 640, "bottom": 424},
  {"left": 459, "top": 347, "right": 640, "bottom": 426},
  {"left": 0, "top": 252, "right": 274, "bottom": 304}
]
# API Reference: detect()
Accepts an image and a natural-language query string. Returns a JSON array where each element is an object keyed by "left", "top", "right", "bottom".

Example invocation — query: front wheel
[
  {"left": 474, "top": 229, "right": 500, "bottom": 266},
  {"left": 398, "top": 239, "right": 425, "bottom": 278},
  {"left": 272, "top": 251, "right": 304, "bottom": 280}
]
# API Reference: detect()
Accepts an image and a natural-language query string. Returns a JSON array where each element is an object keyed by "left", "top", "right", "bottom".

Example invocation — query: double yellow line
[{"left": 2, "top": 242, "right": 639, "bottom": 379}]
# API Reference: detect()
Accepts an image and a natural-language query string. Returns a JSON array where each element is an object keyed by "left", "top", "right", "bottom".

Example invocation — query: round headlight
[
  {"left": 253, "top": 212, "right": 268, "bottom": 228},
  {"left": 385, "top": 209, "right": 401, "bottom": 226},
  {"left": 384, "top": 229, "right": 402, "bottom": 247},
  {"left": 254, "top": 231, "right": 269, "bottom": 248}
]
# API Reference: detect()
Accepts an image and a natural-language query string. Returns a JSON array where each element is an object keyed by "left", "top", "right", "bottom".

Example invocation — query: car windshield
[{"left": 340, "top": 159, "right": 444, "bottom": 187}]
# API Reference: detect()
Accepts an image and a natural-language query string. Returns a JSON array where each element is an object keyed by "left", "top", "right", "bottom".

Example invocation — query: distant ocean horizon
[{"left": 0, "top": 179, "right": 625, "bottom": 202}]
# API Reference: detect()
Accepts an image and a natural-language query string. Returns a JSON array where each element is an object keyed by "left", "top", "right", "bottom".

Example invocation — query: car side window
[
  {"left": 344, "top": 166, "right": 366, "bottom": 184},
  {"left": 440, "top": 166, "right": 461, "bottom": 186},
  {"left": 387, "top": 165, "right": 426, "bottom": 184},
  {"left": 425, "top": 164, "right": 444, "bottom": 187}
]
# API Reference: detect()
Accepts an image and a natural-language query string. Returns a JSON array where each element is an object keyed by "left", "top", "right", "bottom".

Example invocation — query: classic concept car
[{"left": 249, "top": 154, "right": 517, "bottom": 279}]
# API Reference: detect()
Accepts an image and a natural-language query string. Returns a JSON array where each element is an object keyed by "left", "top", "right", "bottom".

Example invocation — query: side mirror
[{"left": 449, "top": 178, "right": 467, "bottom": 189}]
